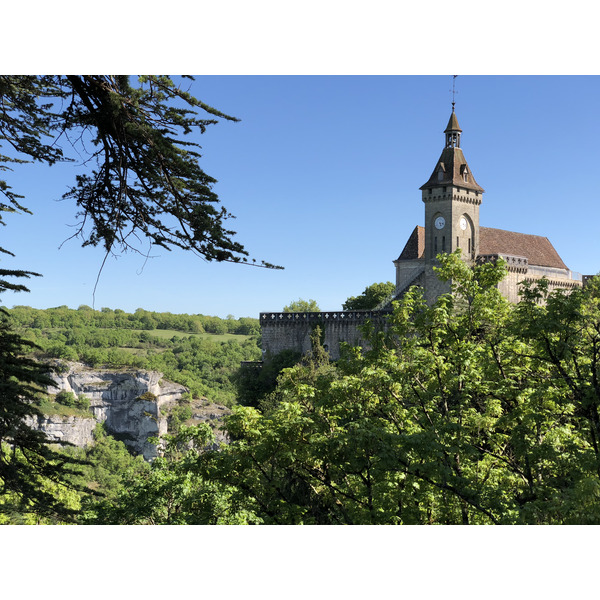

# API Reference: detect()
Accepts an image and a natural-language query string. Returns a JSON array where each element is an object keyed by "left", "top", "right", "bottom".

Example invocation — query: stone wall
[
  {"left": 478, "top": 254, "right": 582, "bottom": 303},
  {"left": 260, "top": 310, "right": 390, "bottom": 360},
  {"left": 394, "top": 259, "right": 424, "bottom": 295}
]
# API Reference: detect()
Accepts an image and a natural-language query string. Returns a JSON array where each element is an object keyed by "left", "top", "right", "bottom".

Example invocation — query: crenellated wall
[
  {"left": 477, "top": 253, "right": 582, "bottom": 303},
  {"left": 260, "top": 310, "right": 390, "bottom": 360}
]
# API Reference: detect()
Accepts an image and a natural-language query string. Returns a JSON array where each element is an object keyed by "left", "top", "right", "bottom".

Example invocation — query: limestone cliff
[
  {"left": 29, "top": 361, "right": 229, "bottom": 461},
  {"left": 28, "top": 413, "right": 97, "bottom": 449}
]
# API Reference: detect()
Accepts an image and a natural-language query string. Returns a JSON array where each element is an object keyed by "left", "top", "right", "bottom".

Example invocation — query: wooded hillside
[{"left": 5, "top": 305, "right": 261, "bottom": 405}]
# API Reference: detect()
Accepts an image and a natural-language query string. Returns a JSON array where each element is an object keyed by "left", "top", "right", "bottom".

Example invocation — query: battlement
[
  {"left": 477, "top": 253, "right": 529, "bottom": 273},
  {"left": 260, "top": 310, "right": 391, "bottom": 360},
  {"left": 260, "top": 310, "right": 389, "bottom": 323}
]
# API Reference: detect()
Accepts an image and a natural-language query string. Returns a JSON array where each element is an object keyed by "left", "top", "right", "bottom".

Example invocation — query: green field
[{"left": 129, "top": 329, "right": 254, "bottom": 344}]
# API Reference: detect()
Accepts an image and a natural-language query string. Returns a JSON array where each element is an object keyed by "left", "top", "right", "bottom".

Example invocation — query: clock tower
[{"left": 419, "top": 108, "right": 484, "bottom": 302}]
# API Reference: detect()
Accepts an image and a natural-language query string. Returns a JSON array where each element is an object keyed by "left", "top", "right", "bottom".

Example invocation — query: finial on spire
[{"left": 451, "top": 75, "right": 458, "bottom": 112}]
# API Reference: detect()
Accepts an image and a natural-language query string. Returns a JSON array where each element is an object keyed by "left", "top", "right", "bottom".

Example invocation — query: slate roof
[
  {"left": 444, "top": 111, "right": 462, "bottom": 133},
  {"left": 479, "top": 227, "right": 568, "bottom": 270},
  {"left": 395, "top": 225, "right": 569, "bottom": 271},
  {"left": 420, "top": 110, "right": 484, "bottom": 193},
  {"left": 420, "top": 147, "right": 485, "bottom": 193}
]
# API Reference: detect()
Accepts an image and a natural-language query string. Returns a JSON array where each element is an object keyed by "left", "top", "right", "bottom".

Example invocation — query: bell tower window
[{"left": 445, "top": 131, "right": 461, "bottom": 148}]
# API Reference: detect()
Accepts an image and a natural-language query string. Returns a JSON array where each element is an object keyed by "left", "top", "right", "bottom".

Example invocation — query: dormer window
[{"left": 437, "top": 163, "right": 446, "bottom": 181}]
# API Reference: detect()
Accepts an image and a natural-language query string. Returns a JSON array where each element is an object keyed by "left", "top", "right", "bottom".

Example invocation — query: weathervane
[{"left": 451, "top": 75, "right": 458, "bottom": 111}]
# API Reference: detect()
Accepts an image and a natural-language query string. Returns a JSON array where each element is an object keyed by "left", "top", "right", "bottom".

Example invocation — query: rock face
[
  {"left": 28, "top": 414, "right": 97, "bottom": 448},
  {"left": 35, "top": 362, "right": 187, "bottom": 461}
]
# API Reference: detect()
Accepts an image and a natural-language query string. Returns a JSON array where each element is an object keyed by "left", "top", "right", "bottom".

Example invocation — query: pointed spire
[
  {"left": 420, "top": 110, "right": 484, "bottom": 193},
  {"left": 444, "top": 109, "right": 461, "bottom": 148}
]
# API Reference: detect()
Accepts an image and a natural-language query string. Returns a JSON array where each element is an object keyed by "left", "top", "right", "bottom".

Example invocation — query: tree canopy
[
  {"left": 201, "top": 254, "right": 600, "bottom": 524},
  {"left": 342, "top": 281, "right": 395, "bottom": 310},
  {"left": 283, "top": 298, "right": 320, "bottom": 313},
  {"left": 97, "top": 251, "right": 600, "bottom": 525}
]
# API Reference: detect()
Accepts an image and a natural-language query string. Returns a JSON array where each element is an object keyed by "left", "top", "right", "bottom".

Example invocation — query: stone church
[
  {"left": 260, "top": 108, "right": 586, "bottom": 360},
  {"left": 393, "top": 108, "right": 583, "bottom": 305}
]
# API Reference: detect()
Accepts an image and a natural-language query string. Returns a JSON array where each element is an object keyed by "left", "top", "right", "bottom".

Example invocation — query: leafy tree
[
  {"left": 283, "top": 298, "right": 320, "bottom": 313},
  {"left": 342, "top": 281, "right": 395, "bottom": 310},
  {"left": 87, "top": 424, "right": 260, "bottom": 524},
  {"left": 74, "top": 424, "right": 148, "bottom": 504},
  {"left": 0, "top": 75, "right": 276, "bottom": 518},
  {"left": 55, "top": 390, "right": 77, "bottom": 407},
  {"left": 234, "top": 348, "right": 302, "bottom": 408},
  {"left": 1, "top": 76, "right": 280, "bottom": 268},
  {"left": 196, "top": 252, "right": 600, "bottom": 524},
  {"left": 0, "top": 299, "right": 88, "bottom": 521}
]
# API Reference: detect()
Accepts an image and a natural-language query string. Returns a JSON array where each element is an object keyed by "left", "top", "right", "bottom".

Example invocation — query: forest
[{"left": 3, "top": 252, "right": 600, "bottom": 524}]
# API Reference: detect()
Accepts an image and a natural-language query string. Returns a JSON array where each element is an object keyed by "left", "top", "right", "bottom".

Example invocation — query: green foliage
[
  {"left": 75, "top": 425, "right": 149, "bottom": 503},
  {"left": 55, "top": 390, "right": 77, "bottom": 407},
  {"left": 6, "top": 304, "right": 259, "bottom": 336},
  {"left": 233, "top": 349, "right": 302, "bottom": 408},
  {"left": 0, "top": 279, "right": 89, "bottom": 521},
  {"left": 86, "top": 425, "right": 260, "bottom": 524},
  {"left": 197, "top": 253, "right": 600, "bottom": 524},
  {"left": 168, "top": 397, "right": 194, "bottom": 434},
  {"left": 283, "top": 298, "right": 320, "bottom": 313},
  {"left": 8, "top": 305, "right": 262, "bottom": 406},
  {"left": 342, "top": 281, "right": 396, "bottom": 310}
]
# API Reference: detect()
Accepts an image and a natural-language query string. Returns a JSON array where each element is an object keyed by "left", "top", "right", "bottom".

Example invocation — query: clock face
[
  {"left": 459, "top": 217, "right": 467, "bottom": 230},
  {"left": 434, "top": 216, "right": 445, "bottom": 230}
]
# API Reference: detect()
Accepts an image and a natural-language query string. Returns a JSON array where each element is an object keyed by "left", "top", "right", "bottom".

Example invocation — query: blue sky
[{"left": 2, "top": 75, "right": 599, "bottom": 318}]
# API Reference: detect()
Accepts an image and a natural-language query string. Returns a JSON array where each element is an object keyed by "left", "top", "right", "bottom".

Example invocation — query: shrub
[{"left": 55, "top": 390, "right": 77, "bottom": 407}]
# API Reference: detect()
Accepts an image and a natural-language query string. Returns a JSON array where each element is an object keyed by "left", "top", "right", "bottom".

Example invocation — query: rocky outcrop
[
  {"left": 35, "top": 362, "right": 187, "bottom": 461},
  {"left": 28, "top": 413, "right": 97, "bottom": 448}
]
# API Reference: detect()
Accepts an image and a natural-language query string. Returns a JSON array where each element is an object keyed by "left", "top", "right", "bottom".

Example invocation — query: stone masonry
[{"left": 260, "top": 310, "right": 389, "bottom": 361}]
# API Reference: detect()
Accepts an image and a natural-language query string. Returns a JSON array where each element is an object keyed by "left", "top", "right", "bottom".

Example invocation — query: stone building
[
  {"left": 394, "top": 109, "right": 583, "bottom": 304},
  {"left": 260, "top": 108, "right": 586, "bottom": 360}
]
